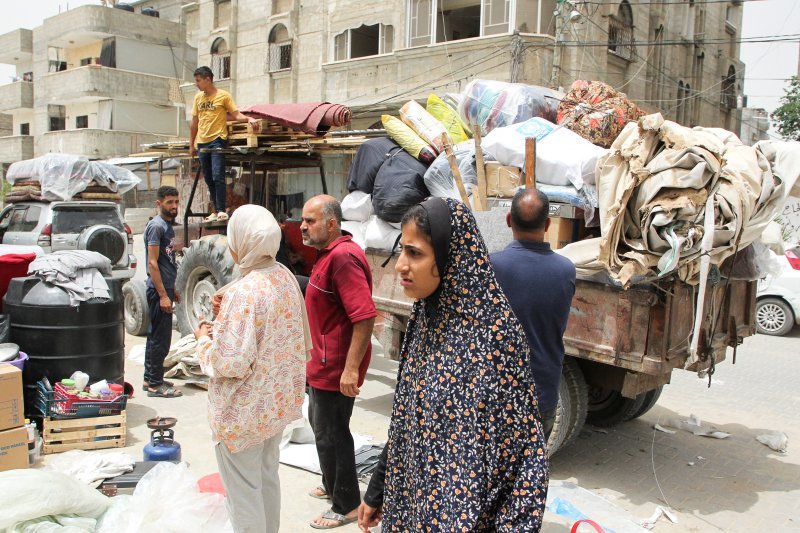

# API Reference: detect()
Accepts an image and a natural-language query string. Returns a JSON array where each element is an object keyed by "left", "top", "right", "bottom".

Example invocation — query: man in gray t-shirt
[{"left": 143, "top": 186, "right": 182, "bottom": 398}]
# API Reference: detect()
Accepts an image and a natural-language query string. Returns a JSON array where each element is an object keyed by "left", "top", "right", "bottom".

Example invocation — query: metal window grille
[
  {"left": 607, "top": 16, "right": 635, "bottom": 61},
  {"left": 211, "top": 53, "right": 231, "bottom": 80},
  {"left": 269, "top": 42, "right": 292, "bottom": 72}
]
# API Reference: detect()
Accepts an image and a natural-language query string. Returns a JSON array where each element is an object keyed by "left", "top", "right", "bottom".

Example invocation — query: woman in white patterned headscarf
[{"left": 196, "top": 204, "right": 311, "bottom": 533}]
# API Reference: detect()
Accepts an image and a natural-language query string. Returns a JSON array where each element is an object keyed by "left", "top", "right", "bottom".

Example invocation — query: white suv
[{"left": 0, "top": 200, "right": 136, "bottom": 280}]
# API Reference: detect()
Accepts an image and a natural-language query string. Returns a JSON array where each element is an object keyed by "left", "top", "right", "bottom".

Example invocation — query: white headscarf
[
  {"left": 224, "top": 204, "right": 313, "bottom": 358},
  {"left": 227, "top": 204, "right": 281, "bottom": 276}
]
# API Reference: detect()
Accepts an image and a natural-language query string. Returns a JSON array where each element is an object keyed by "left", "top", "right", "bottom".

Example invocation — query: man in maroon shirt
[{"left": 302, "top": 195, "right": 376, "bottom": 529}]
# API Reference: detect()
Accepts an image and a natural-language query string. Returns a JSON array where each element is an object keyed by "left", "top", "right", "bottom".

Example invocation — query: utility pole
[
  {"left": 510, "top": 31, "right": 523, "bottom": 83},
  {"left": 549, "top": 1, "right": 565, "bottom": 90}
]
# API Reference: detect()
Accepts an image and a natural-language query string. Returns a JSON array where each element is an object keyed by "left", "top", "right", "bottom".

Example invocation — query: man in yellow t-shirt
[{"left": 189, "top": 66, "right": 259, "bottom": 222}]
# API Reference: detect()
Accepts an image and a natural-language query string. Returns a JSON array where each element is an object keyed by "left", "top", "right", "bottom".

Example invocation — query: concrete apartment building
[
  {"left": 0, "top": 4, "right": 196, "bottom": 173},
  {"left": 124, "top": 0, "right": 745, "bottom": 135}
]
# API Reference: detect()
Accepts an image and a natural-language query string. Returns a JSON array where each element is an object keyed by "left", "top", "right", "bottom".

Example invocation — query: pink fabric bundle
[{"left": 241, "top": 102, "right": 352, "bottom": 135}]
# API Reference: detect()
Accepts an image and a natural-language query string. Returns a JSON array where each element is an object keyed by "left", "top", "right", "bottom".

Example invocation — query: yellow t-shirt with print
[{"left": 192, "top": 89, "right": 238, "bottom": 145}]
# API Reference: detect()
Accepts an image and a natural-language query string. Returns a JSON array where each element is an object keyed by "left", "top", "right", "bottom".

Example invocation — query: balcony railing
[
  {"left": 36, "top": 66, "right": 178, "bottom": 107},
  {"left": 38, "top": 129, "right": 166, "bottom": 159},
  {"left": 608, "top": 16, "right": 635, "bottom": 61},
  {"left": 0, "top": 82, "right": 33, "bottom": 112},
  {"left": 0, "top": 136, "right": 34, "bottom": 164}
]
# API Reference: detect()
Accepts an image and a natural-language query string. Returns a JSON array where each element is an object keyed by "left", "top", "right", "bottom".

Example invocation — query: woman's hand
[
  {"left": 194, "top": 315, "right": 212, "bottom": 340},
  {"left": 357, "top": 502, "right": 382, "bottom": 532},
  {"left": 212, "top": 291, "right": 223, "bottom": 317}
]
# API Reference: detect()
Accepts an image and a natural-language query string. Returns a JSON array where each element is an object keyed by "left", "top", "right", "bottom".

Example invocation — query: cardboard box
[
  {"left": 0, "top": 365, "right": 24, "bottom": 432},
  {"left": 485, "top": 162, "right": 522, "bottom": 198},
  {"left": 546, "top": 217, "right": 583, "bottom": 250},
  {"left": 0, "top": 426, "right": 29, "bottom": 472}
]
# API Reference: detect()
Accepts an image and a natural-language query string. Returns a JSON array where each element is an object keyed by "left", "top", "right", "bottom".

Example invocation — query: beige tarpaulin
[{"left": 567, "top": 114, "right": 800, "bottom": 288}]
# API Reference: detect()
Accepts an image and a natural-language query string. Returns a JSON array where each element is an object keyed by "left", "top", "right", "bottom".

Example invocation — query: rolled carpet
[{"left": 241, "top": 102, "right": 351, "bottom": 135}]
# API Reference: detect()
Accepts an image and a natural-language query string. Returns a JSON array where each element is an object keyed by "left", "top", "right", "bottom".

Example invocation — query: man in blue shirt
[
  {"left": 490, "top": 188, "right": 576, "bottom": 439},
  {"left": 143, "top": 185, "right": 182, "bottom": 398}
]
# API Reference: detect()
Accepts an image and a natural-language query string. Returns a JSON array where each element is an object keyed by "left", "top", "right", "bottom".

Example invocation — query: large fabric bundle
[
  {"left": 482, "top": 117, "right": 606, "bottom": 190},
  {"left": 241, "top": 102, "right": 351, "bottom": 135},
  {"left": 458, "top": 79, "right": 560, "bottom": 135},
  {"left": 372, "top": 150, "right": 430, "bottom": 223},
  {"left": 346, "top": 137, "right": 403, "bottom": 193},
  {"left": 556, "top": 80, "right": 644, "bottom": 148},
  {"left": 6, "top": 154, "right": 140, "bottom": 201},
  {"left": 381, "top": 115, "right": 437, "bottom": 165},
  {"left": 400, "top": 100, "right": 447, "bottom": 153},
  {"left": 594, "top": 114, "right": 798, "bottom": 288}
]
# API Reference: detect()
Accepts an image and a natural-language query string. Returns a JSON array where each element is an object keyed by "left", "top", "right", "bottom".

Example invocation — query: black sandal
[
  {"left": 147, "top": 384, "right": 183, "bottom": 398},
  {"left": 143, "top": 379, "right": 174, "bottom": 392}
]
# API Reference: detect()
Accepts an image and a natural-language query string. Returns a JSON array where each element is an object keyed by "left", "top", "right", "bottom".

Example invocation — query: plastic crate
[{"left": 36, "top": 381, "right": 127, "bottom": 419}]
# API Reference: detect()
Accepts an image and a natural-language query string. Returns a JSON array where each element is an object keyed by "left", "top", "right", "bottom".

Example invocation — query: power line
[
  {"left": 532, "top": 35, "right": 800, "bottom": 48},
  {"left": 580, "top": 0, "right": 768, "bottom": 5}
]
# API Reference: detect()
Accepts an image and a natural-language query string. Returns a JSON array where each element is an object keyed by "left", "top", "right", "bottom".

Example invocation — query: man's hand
[
  {"left": 247, "top": 117, "right": 261, "bottom": 133},
  {"left": 357, "top": 502, "right": 382, "bottom": 532},
  {"left": 340, "top": 368, "right": 360, "bottom": 397},
  {"left": 189, "top": 145, "right": 196, "bottom": 157},
  {"left": 174, "top": 290, "right": 181, "bottom": 305},
  {"left": 159, "top": 294, "right": 172, "bottom": 313}
]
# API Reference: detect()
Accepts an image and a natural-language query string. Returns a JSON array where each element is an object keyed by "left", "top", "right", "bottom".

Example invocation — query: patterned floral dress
[
  {"left": 382, "top": 199, "right": 549, "bottom": 531},
  {"left": 197, "top": 266, "right": 307, "bottom": 453}
]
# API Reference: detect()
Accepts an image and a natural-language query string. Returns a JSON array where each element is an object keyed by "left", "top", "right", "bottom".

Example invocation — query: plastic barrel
[{"left": 3, "top": 276, "right": 125, "bottom": 414}]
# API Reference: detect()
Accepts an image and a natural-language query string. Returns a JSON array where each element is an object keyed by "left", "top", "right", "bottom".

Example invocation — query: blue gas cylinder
[{"left": 144, "top": 428, "right": 182, "bottom": 462}]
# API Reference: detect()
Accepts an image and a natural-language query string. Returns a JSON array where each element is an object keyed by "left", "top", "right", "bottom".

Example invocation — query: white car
[
  {"left": 0, "top": 201, "right": 136, "bottom": 280},
  {"left": 756, "top": 246, "right": 800, "bottom": 336}
]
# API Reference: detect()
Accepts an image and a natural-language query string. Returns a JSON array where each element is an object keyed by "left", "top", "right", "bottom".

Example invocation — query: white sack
[
  {"left": 365, "top": 216, "right": 401, "bottom": 252},
  {"left": 482, "top": 117, "right": 606, "bottom": 190},
  {"left": 0, "top": 469, "right": 110, "bottom": 531},
  {"left": 341, "top": 220, "right": 368, "bottom": 249},
  {"left": 341, "top": 191, "right": 374, "bottom": 222},
  {"left": 96, "top": 462, "right": 231, "bottom": 533}
]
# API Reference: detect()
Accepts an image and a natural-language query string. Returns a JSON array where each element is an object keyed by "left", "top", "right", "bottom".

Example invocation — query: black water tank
[
  {"left": 142, "top": 7, "right": 160, "bottom": 17},
  {"left": 4, "top": 276, "right": 125, "bottom": 411},
  {"left": 114, "top": 3, "right": 135, "bottom": 12}
]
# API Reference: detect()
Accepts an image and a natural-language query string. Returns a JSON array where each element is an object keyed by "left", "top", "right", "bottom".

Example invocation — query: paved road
[
  {"left": 116, "top": 324, "right": 799, "bottom": 532},
  {"left": 553, "top": 328, "right": 800, "bottom": 532}
]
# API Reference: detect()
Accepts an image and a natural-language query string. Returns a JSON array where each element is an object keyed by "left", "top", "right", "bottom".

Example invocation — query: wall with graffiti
[{"left": 775, "top": 196, "right": 800, "bottom": 244}]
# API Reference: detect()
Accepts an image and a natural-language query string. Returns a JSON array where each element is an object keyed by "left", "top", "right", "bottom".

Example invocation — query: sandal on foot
[
  {"left": 143, "top": 379, "right": 174, "bottom": 392},
  {"left": 308, "top": 485, "right": 330, "bottom": 500},
  {"left": 147, "top": 384, "right": 182, "bottom": 398},
  {"left": 309, "top": 510, "right": 357, "bottom": 529}
]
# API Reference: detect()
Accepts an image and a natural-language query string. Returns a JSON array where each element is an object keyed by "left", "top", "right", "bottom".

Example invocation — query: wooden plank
[
  {"left": 44, "top": 437, "right": 126, "bottom": 454},
  {"left": 442, "top": 135, "right": 470, "bottom": 205},
  {"left": 43, "top": 412, "right": 127, "bottom": 454},
  {"left": 43, "top": 413, "right": 125, "bottom": 429},
  {"left": 525, "top": 137, "right": 536, "bottom": 189},
  {"left": 471, "top": 124, "right": 488, "bottom": 211}
]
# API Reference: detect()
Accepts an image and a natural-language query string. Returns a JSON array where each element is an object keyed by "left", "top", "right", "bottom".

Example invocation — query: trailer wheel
[
  {"left": 586, "top": 386, "right": 646, "bottom": 428},
  {"left": 546, "top": 357, "right": 588, "bottom": 456},
  {"left": 624, "top": 386, "right": 664, "bottom": 421},
  {"left": 122, "top": 280, "right": 149, "bottom": 336},
  {"left": 174, "top": 235, "right": 237, "bottom": 337}
]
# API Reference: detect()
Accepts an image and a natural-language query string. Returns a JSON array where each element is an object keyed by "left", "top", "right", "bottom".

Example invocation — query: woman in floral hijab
[{"left": 359, "top": 197, "right": 549, "bottom": 532}]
